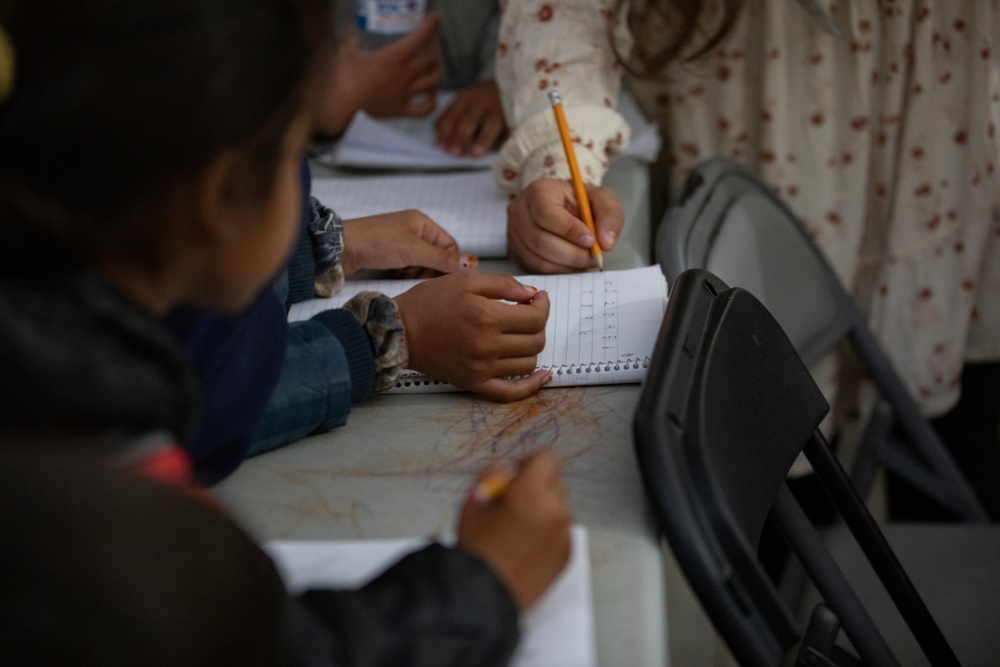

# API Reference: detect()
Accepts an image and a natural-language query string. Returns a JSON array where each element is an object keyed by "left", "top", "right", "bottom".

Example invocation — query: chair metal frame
[
  {"left": 634, "top": 269, "right": 959, "bottom": 666},
  {"left": 655, "top": 157, "right": 987, "bottom": 521}
]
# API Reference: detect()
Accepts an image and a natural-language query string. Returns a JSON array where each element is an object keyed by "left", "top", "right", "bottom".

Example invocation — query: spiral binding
[{"left": 393, "top": 357, "right": 652, "bottom": 388}]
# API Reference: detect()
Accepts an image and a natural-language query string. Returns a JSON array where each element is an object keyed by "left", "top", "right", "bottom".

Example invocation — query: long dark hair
[
  {"left": 0, "top": 0, "right": 332, "bottom": 265},
  {"left": 619, "top": 0, "right": 745, "bottom": 79}
]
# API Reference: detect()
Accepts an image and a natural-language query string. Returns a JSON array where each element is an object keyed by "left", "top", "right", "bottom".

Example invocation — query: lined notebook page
[
  {"left": 264, "top": 526, "right": 595, "bottom": 667},
  {"left": 311, "top": 171, "right": 508, "bottom": 258},
  {"left": 288, "top": 265, "right": 667, "bottom": 393}
]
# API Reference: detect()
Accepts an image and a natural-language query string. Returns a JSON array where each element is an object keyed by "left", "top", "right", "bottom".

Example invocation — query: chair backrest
[
  {"left": 655, "top": 158, "right": 988, "bottom": 521},
  {"left": 656, "top": 158, "right": 852, "bottom": 368},
  {"left": 634, "top": 269, "right": 959, "bottom": 667},
  {"left": 633, "top": 269, "right": 827, "bottom": 665}
]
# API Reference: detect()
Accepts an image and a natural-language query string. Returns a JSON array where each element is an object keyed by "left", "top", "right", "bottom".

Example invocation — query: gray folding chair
[
  {"left": 634, "top": 269, "right": 1000, "bottom": 666},
  {"left": 655, "top": 157, "right": 987, "bottom": 521}
]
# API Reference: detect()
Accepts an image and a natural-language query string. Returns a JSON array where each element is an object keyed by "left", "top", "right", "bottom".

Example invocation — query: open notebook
[
  {"left": 314, "top": 89, "right": 662, "bottom": 171},
  {"left": 288, "top": 265, "right": 668, "bottom": 393},
  {"left": 264, "top": 526, "right": 596, "bottom": 667},
  {"left": 311, "top": 171, "right": 509, "bottom": 258}
]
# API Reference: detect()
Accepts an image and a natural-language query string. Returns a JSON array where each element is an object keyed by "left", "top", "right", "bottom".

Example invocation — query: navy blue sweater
[{"left": 165, "top": 159, "right": 376, "bottom": 484}]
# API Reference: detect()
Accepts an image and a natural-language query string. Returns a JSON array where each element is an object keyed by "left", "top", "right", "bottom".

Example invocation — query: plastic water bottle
[{"left": 355, "top": 0, "right": 429, "bottom": 50}]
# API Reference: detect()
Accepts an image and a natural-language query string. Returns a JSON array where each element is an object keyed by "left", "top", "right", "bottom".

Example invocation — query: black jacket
[{"left": 0, "top": 263, "right": 520, "bottom": 667}]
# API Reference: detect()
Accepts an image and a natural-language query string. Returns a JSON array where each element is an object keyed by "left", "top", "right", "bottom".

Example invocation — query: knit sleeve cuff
[
  {"left": 310, "top": 308, "right": 376, "bottom": 404},
  {"left": 493, "top": 105, "right": 628, "bottom": 194}
]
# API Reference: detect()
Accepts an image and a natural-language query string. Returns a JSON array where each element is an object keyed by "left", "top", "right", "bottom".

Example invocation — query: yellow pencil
[
  {"left": 549, "top": 89, "right": 604, "bottom": 270},
  {"left": 471, "top": 470, "right": 514, "bottom": 504}
]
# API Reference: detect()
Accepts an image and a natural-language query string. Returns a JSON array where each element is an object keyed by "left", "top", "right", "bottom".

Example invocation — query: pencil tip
[{"left": 595, "top": 254, "right": 604, "bottom": 271}]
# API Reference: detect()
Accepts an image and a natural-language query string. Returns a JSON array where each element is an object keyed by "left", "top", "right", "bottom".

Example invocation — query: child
[
  {"left": 168, "top": 160, "right": 552, "bottom": 482},
  {"left": 0, "top": 1, "right": 571, "bottom": 663},
  {"left": 158, "top": 10, "right": 547, "bottom": 484}
]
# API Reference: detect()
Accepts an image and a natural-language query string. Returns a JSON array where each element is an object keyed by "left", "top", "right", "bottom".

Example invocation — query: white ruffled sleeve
[{"left": 494, "top": 0, "right": 634, "bottom": 193}]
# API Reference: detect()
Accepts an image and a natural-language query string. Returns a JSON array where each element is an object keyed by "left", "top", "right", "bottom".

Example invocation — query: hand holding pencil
[
  {"left": 505, "top": 90, "right": 625, "bottom": 274},
  {"left": 457, "top": 450, "right": 572, "bottom": 610}
]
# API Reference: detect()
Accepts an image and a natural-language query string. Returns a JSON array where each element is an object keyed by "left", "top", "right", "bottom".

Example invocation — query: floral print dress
[{"left": 495, "top": 0, "right": 1000, "bottom": 416}]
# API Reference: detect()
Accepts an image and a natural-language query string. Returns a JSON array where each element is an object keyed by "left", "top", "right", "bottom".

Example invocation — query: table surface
[{"left": 214, "top": 157, "right": 672, "bottom": 666}]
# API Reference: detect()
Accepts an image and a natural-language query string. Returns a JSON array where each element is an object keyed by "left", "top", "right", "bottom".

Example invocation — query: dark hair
[
  {"left": 0, "top": 448, "right": 283, "bottom": 666},
  {"left": 0, "top": 0, "right": 332, "bottom": 265},
  {"left": 617, "top": 0, "right": 745, "bottom": 79}
]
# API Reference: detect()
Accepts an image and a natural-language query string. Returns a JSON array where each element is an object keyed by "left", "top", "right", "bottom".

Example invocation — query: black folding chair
[
  {"left": 655, "top": 157, "right": 987, "bottom": 521},
  {"left": 633, "top": 269, "right": 1000, "bottom": 666}
]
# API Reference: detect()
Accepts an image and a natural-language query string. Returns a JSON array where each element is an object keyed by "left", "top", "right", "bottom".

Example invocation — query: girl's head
[{"left": 0, "top": 0, "right": 333, "bottom": 312}]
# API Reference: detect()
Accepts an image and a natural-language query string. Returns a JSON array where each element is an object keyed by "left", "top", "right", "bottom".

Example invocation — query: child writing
[
  {"left": 169, "top": 165, "right": 553, "bottom": 481},
  {"left": 161, "top": 8, "right": 548, "bottom": 483},
  {"left": 0, "top": 1, "right": 572, "bottom": 664}
]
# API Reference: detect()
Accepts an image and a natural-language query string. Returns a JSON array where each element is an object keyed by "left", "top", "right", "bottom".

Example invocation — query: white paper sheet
[
  {"left": 316, "top": 89, "right": 661, "bottom": 170},
  {"left": 264, "top": 526, "right": 596, "bottom": 667},
  {"left": 311, "top": 170, "right": 509, "bottom": 258}
]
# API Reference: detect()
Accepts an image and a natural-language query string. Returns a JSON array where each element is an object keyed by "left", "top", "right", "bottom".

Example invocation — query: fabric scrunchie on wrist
[
  {"left": 308, "top": 197, "right": 345, "bottom": 298},
  {"left": 341, "top": 291, "right": 409, "bottom": 393}
]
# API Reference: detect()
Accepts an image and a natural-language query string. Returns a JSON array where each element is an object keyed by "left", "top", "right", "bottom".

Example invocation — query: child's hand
[
  {"left": 434, "top": 81, "right": 508, "bottom": 157},
  {"left": 392, "top": 272, "right": 551, "bottom": 402},
  {"left": 507, "top": 178, "right": 624, "bottom": 274},
  {"left": 457, "top": 450, "right": 572, "bottom": 611},
  {"left": 316, "top": 14, "right": 444, "bottom": 136},
  {"left": 341, "top": 210, "right": 476, "bottom": 279}
]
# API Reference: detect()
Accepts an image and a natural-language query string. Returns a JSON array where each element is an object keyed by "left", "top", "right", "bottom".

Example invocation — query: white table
[{"left": 214, "top": 157, "right": 670, "bottom": 666}]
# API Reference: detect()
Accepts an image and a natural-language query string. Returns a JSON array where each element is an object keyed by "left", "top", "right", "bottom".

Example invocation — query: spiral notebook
[{"left": 287, "top": 265, "right": 668, "bottom": 393}]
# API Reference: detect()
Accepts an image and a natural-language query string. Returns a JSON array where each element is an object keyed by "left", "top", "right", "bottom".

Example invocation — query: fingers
[
  {"left": 402, "top": 212, "right": 472, "bottom": 273},
  {"left": 508, "top": 222, "right": 595, "bottom": 274},
  {"left": 585, "top": 183, "right": 625, "bottom": 252},
  {"left": 525, "top": 181, "right": 597, "bottom": 249},
  {"left": 507, "top": 180, "right": 614, "bottom": 273},
  {"left": 407, "top": 243, "right": 478, "bottom": 274},
  {"left": 474, "top": 369, "right": 553, "bottom": 402},
  {"left": 516, "top": 449, "right": 563, "bottom": 489},
  {"left": 434, "top": 83, "right": 507, "bottom": 156},
  {"left": 410, "top": 68, "right": 443, "bottom": 96},
  {"left": 386, "top": 12, "right": 440, "bottom": 57},
  {"left": 437, "top": 106, "right": 481, "bottom": 155},
  {"left": 471, "top": 113, "right": 507, "bottom": 157},
  {"left": 499, "top": 290, "right": 549, "bottom": 334},
  {"left": 464, "top": 272, "right": 542, "bottom": 303}
]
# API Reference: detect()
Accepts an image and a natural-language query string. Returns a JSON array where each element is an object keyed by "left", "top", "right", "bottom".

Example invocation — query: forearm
[
  {"left": 248, "top": 315, "right": 375, "bottom": 457},
  {"left": 494, "top": 0, "right": 633, "bottom": 193}
]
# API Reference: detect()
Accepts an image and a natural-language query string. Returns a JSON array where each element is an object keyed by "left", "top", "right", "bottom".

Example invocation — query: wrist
[{"left": 307, "top": 198, "right": 345, "bottom": 297}]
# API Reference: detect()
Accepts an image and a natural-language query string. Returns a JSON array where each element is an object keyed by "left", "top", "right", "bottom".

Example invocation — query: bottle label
[{"left": 355, "top": 0, "right": 427, "bottom": 35}]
